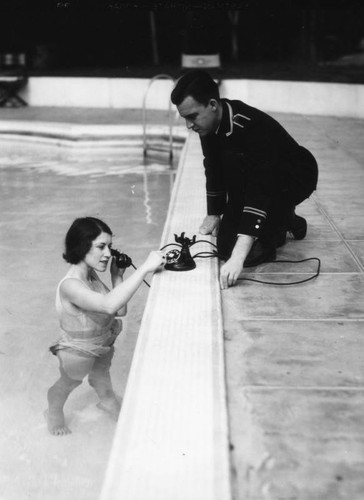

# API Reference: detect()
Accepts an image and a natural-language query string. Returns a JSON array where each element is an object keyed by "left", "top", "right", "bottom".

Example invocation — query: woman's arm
[
  {"left": 111, "top": 263, "right": 127, "bottom": 317},
  {"left": 62, "top": 251, "right": 164, "bottom": 315}
]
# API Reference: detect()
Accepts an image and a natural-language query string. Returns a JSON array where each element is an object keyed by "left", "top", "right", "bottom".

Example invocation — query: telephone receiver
[{"left": 110, "top": 248, "right": 133, "bottom": 269}]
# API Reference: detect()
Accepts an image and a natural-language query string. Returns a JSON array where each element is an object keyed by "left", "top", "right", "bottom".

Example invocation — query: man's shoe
[
  {"left": 290, "top": 215, "right": 307, "bottom": 240},
  {"left": 244, "top": 240, "right": 276, "bottom": 268}
]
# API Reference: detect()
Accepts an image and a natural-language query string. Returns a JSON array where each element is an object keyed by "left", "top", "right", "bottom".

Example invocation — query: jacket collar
[{"left": 216, "top": 99, "right": 234, "bottom": 137}]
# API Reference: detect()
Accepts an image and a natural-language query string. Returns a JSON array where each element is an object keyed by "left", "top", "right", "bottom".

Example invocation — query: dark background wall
[{"left": 0, "top": 0, "right": 363, "bottom": 81}]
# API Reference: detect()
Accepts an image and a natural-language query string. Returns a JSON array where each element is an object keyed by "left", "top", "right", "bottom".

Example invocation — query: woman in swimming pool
[{"left": 46, "top": 216, "right": 165, "bottom": 436}]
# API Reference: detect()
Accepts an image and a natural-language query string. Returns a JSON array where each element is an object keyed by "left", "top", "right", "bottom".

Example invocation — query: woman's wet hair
[
  {"left": 63, "top": 217, "right": 112, "bottom": 264},
  {"left": 171, "top": 69, "right": 220, "bottom": 107}
]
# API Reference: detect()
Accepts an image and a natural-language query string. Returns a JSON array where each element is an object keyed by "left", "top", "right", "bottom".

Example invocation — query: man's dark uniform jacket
[{"left": 200, "top": 98, "right": 318, "bottom": 255}]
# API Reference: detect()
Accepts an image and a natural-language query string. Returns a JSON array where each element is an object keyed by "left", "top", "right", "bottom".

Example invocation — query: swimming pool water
[{"left": 0, "top": 139, "right": 178, "bottom": 500}]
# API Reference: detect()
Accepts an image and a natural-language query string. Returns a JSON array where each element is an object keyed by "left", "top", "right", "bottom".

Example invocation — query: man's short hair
[{"left": 171, "top": 70, "right": 220, "bottom": 107}]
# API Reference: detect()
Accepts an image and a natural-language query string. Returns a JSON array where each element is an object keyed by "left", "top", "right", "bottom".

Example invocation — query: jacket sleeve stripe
[{"left": 243, "top": 206, "right": 267, "bottom": 218}]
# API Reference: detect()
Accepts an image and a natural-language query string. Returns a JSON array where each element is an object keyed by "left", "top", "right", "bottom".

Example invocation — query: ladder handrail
[{"left": 142, "top": 74, "right": 175, "bottom": 160}]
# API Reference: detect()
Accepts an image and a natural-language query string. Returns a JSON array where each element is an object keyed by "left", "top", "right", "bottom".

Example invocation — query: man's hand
[
  {"left": 199, "top": 215, "right": 220, "bottom": 236},
  {"left": 220, "top": 257, "right": 244, "bottom": 289},
  {"left": 219, "top": 234, "right": 255, "bottom": 289}
]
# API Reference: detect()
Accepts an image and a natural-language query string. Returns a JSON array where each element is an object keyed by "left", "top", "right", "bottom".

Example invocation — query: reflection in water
[
  {"left": 142, "top": 152, "right": 177, "bottom": 225},
  {"left": 143, "top": 170, "right": 153, "bottom": 225}
]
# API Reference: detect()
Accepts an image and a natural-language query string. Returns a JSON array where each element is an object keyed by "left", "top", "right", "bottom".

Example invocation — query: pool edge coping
[{"left": 100, "top": 132, "right": 232, "bottom": 500}]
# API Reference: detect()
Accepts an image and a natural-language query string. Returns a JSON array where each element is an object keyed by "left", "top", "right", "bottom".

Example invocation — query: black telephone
[{"left": 110, "top": 248, "right": 133, "bottom": 269}]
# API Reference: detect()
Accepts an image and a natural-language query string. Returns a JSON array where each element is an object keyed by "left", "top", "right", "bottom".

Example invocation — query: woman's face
[{"left": 84, "top": 231, "right": 112, "bottom": 272}]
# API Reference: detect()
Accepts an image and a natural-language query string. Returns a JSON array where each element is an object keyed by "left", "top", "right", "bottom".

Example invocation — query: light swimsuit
[{"left": 50, "top": 270, "right": 122, "bottom": 358}]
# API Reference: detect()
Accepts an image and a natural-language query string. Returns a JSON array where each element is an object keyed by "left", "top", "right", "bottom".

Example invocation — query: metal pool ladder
[{"left": 142, "top": 74, "right": 175, "bottom": 161}]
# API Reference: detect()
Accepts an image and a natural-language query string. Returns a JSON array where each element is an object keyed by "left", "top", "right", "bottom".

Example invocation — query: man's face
[{"left": 177, "top": 95, "right": 221, "bottom": 137}]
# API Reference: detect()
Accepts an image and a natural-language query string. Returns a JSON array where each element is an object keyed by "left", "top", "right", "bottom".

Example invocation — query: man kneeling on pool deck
[
  {"left": 46, "top": 217, "right": 165, "bottom": 436},
  {"left": 171, "top": 70, "right": 318, "bottom": 289}
]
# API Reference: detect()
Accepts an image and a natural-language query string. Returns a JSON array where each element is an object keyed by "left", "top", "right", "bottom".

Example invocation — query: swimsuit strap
[{"left": 57, "top": 275, "right": 88, "bottom": 288}]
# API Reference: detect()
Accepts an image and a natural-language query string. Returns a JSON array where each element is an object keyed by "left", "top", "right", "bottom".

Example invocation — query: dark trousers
[{"left": 216, "top": 148, "right": 318, "bottom": 259}]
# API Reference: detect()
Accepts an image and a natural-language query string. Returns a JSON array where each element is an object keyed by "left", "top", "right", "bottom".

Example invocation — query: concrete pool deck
[{"left": 1, "top": 106, "right": 364, "bottom": 500}]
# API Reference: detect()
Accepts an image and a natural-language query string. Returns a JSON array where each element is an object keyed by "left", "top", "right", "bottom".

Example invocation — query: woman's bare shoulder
[{"left": 59, "top": 276, "right": 88, "bottom": 297}]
